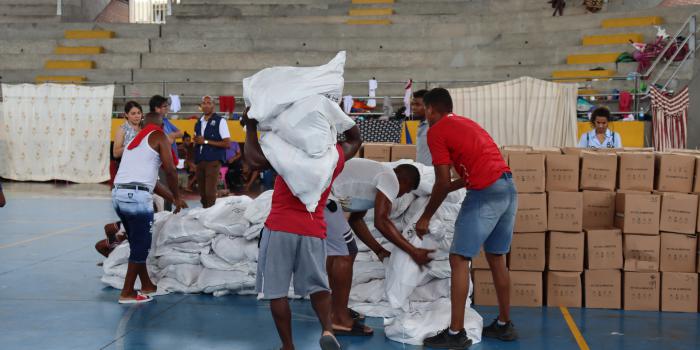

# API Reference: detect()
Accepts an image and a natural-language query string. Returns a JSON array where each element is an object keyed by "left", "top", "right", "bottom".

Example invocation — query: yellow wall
[
  {"left": 402, "top": 120, "right": 645, "bottom": 147},
  {"left": 111, "top": 119, "right": 645, "bottom": 148},
  {"left": 111, "top": 119, "right": 247, "bottom": 142}
]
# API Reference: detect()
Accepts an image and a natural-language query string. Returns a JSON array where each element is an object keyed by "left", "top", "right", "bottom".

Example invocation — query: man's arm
[
  {"left": 348, "top": 211, "right": 391, "bottom": 261},
  {"left": 164, "top": 119, "right": 184, "bottom": 144},
  {"left": 416, "top": 164, "right": 452, "bottom": 237},
  {"left": 374, "top": 192, "right": 433, "bottom": 265},
  {"left": 153, "top": 132, "right": 187, "bottom": 212},
  {"left": 195, "top": 137, "right": 231, "bottom": 149},
  {"left": 339, "top": 125, "right": 362, "bottom": 160},
  {"left": 241, "top": 109, "right": 272, "bottom": 171},
  {"left": 449, "top": 178, "right": 465, "bottom": 192}
]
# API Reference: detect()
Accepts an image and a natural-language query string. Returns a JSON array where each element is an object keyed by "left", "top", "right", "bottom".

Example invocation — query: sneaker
[
  {"left": 423, "top": 328, "right": 472, "bottom": 349},
  {"left": 482, "top": 319, "right": 518, "bottom": 341}
]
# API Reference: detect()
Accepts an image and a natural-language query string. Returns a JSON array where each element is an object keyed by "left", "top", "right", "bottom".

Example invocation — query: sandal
[
  {"left": 333, "top": 320, "right": 373, "bottom": 337},
  {"left": 319, "top": 334, "right": 341, "bottom": 350},
  {"left": 348, "top": 308, "right": 365, "bottom": 320},
  {"left": 118, "top": 293, "right": 153, "bottom": 304}
]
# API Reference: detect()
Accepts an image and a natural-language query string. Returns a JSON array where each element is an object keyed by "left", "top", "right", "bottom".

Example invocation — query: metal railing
[{"left": 641, "top": 13, "right": 698, "bottom": 92}]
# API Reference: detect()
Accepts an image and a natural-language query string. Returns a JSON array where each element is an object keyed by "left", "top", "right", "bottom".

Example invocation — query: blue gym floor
[{"left": 1, "top": 182, "right": 699, "bottom": 350}]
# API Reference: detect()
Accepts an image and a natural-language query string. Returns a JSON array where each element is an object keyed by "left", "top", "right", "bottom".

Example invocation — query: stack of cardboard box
[
  {"left": 470, "top": 147, "right": 700, "bottom": 313},
  {"left": 361, "top": 143, "right": 417, "bottom": 162},
  {"left": 474, "top": 148, "right": 547, "bottom": 307}
]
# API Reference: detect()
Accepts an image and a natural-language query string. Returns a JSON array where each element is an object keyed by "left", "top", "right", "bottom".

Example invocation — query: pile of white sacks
[{"left": 101, "top": 160, "right": 483, "bottom": 345}]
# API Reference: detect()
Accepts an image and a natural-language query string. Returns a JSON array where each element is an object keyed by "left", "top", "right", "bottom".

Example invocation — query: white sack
[
  {"left": 384, "top": 298, "right": 482, "bottom": 346},
  {"left": 271, "top": 95, "right": 355, "bottom": 158},
  {"left": 157, "top": 210, "right": 216, "bottom": 247},
  {"left": 212, "top": 235, "right": 258, "bottom": 264},
  {"left": 198, "top": 196, "right": 252, "bottom": 236},
  {"left": 352, "top": 261, "right": 386, "bottom": 285},
  {"left": 260, "top": 132, "right": 339, "bottom": 212},
  {"left": 244, "top": 190, "right": 273, "bottom": 224},
  {"left": 349, "top": 279, "right": 385, "bottom": 304},
  {"left": 384, "top": 235, "right": 439, "bottom": 310},
  {"left": 243, "top": 51, "right": 346, "bottom": 123},
  {"left": 196, "top": 268, "right": 256, "bottom": 294},
  {"left": 157, "top": 263, "right": 203, "bottom": 287}
]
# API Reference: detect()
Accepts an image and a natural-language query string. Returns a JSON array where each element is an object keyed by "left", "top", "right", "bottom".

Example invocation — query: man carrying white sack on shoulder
[
  {"left": 241, "top": 107, "right": 362, "bottom": 350},
  {"left": 416, "top": 88, "right": 518, "bottom": 349},
  {"left": 324, "top": 158, "right": 434, "bottom": 336}
]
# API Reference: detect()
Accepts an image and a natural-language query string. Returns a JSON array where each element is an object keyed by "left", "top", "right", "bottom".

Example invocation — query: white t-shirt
[{"left": 331, "top": 158, "right": 400, "bottom": 212}]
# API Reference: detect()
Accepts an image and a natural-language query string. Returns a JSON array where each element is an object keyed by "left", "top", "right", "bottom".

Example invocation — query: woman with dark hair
[
  {"left": 113, "top": 101, "right": 144, "bottom": 158},
  {"left": 578, "top": 107, "right": 623, "bottom": 149}
]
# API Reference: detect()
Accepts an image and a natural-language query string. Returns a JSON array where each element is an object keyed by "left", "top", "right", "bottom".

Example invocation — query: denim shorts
[
  {"left": 451, "top": 173, "right": 517, "bottom": 258},
  {"left": 112, "top": 187, "right": 154, "bottom": 264}
]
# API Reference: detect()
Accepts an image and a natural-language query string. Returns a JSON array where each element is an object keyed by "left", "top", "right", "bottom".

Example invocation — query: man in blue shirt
[{"left": 412, "top": 89, "right": 432, "bottom": 166}]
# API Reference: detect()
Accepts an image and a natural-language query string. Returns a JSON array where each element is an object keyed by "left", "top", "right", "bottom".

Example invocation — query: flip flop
[
  {"left": 118, "top": 294, "right": 153, "bottom": 304},
  {"left": 319, "top": 334, "right": 341, "bottom": 350},
  {"left": 333, "top": 320, "right": 373, "bottom": 337},
  {"left": 348, "top": 308, "right": 365, "bottom": 320}
]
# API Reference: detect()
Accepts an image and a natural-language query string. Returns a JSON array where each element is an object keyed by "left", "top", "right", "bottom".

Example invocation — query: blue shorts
[
  {"left": 451, "top": 173, "right": 517, "bottom": 258},
  {"left": 112, "top": 187, "right": 154, "bottom": 264}
]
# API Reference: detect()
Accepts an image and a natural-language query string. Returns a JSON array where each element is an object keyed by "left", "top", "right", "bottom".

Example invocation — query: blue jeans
[
  {"left": 112, "top": 188, "right": 154, "bottom": 263},
  {"left": 451, "top": 173, "right": 518, "bottom": 258}
]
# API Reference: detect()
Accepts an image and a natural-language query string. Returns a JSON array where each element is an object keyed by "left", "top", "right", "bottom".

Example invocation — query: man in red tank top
[{"left": 242, "top": 108, "right": 362, "bottom": 350}]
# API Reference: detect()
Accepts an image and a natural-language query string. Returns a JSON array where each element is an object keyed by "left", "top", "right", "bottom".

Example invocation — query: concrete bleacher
[{"left": 0, "top": 0, "right": 697, "bottom": 114}]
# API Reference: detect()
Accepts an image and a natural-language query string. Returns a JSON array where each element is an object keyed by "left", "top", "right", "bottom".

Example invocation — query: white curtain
[
  {"left": 0, "top": 83, "right": 114, "bottom": 183},
  {"left": 448, "top": 77, "right": 577, "bottom": 147}
]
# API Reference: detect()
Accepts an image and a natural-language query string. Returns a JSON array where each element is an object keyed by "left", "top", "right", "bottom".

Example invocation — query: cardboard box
[
  {"left": 655, "top": 153, "right": 696, "bottom": 193},
  {"left": 580, "top": 151, "right": 618, "bottom": 191},
  {"left": 509, "top": 152, "right": 545, "bottom": 193},
  {"left": 514, "top": 193, "right": 547, "bottom": 232},
  {"left": 694, "top": 156, "right": 700, "bottom": 193},
  {"left": 390, "top": 144, "right": 416, "bottom": 161},
  {"left": 510, "top": 271, "right": 543, "bottom": 307},
  {"left": 531, "top": 146, "right": 562, "bottom": 156},
  {"left": 624, "top": 235, "right": 661, "bottom": 272},
  {"left": 660, "top": 232, "right": 697, "bottom": 273},
  {"left": 546, "top": 154, "right": 580, "bottom": 192},
  {"left": 509, "top": 232, "right": 546, "bottom": 271},
  {"left": 548, "top": 231, "right": 585, "bottom": 272},
  {"left": 473, "top": 269, "right": 498, "bottom": 306},
  {"left": 583, "top": 190, "right": 615, "bottom": 230},
  {"left": 472, "top": 249, "right": 490, "bottom": 270},
  {"left": 659, "top": 192, "right": 698, "bottom": 234},
  {"left": 586, "top": 229, "right": 623, "bottom": 270},
  {"left": 618, "top": 152, "right": 655, "bottom": 191},
  {"left": 547, "top": 271, "right": 582, "bottom": 307},
  {"left": 614, "top": 192, "right": 661, "bottom": 235},
  {"left": 662, "top": 272, "right": 698, "bottom": 312},
  {"left": 624, "top": 272, "right": 660, "bottom": 311},
  {"left": 362, "top": 143, "right": 392, "bottom": 162},
  {"left": 548, "top": 191, "right": 583, "bottom": 232},
  {"left": 585, "top": 270, "right": 622, "bottom": 309},
  {"left": 562, "top": 147, "right": 584, "bottom": 156}
]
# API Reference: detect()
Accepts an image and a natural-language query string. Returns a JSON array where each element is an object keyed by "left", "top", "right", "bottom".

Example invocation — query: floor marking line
[
  {"left": 100, "top": 295, "right": 190, "bottom": 350},
  {"left": 0, "top": 222, "right": 100, "bottom": 249},
  {"left": 560, "top": 306, "right": 591, "bottom": 350}
]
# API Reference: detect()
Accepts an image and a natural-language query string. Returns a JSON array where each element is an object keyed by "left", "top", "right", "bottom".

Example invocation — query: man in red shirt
[
  {"left": 242, "top": 109, "right": 362, "bottom": 350},
  {"left": 416, "top": 88, "right": 518, "bottom": 348}
]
